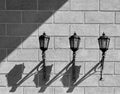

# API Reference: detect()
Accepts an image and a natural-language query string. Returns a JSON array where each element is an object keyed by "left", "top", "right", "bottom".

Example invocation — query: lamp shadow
[
  {"left": 39, "top": 61, "right": 81, "bottom": 92},
  {"left": 6, "top": 63, "right": 25, "bottom": 87},
  {"left": 67, "top": 62, "right": 101, "bottom": 93},
  {"left": 61, "top": 65, "right": 81, "bottom": 87},
  {"left": 33, "top": 65, "right": 53, "bottom": 87},
  {"left": 9, "top": 61, "right": 43, "bottom": 92}
]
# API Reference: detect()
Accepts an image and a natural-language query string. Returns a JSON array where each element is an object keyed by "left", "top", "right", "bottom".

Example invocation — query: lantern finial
[
  {"left": 102, "top": 32, "right": 105, "bottom": 36},
  {"left": 43, "top": 32, "right": 46, "bottom": 35},
  {"left": 74, "top": 32, "right": 77, "bottom": 35}
]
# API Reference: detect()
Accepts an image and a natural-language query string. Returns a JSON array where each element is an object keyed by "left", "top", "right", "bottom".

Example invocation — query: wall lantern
[
  {"left": 98, "top": 32, "right": 110, "bottom": 80},
  {"left": 98, "top": 32, "right": 110, "bottom": 53},
  {"left": 69, "top": 33, "right": 80, "bottom": 80},
  {"left": 39, "top": 32, "right": 50, "bottom": 79}
]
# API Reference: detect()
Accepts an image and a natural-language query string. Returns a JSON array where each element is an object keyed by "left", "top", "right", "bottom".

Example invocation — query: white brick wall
[{"left": 0, "top": 0, "right": 120, "bottom": 94}]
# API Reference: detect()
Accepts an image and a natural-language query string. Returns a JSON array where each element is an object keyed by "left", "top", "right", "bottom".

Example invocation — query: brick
[
  {"left": 78, "top": 75, "right": 99, "bottom": 86},
  {"left": 0, "top": 11, "right": 21, "bottom": 23},
  {"left": 0, "top": 37, "right": 21, "bottom": 48},
  {"left": 0, "top": 75, "right": 7, "bottom": 86},
  {"left": 104, "top": 50, "right": 120, "bottom": 61},
  {"left": 100, "top": 0, "right": 120, "bottom": 10},
  {"left": 85, "top": 62, "right": 114, "bottom": 74},
  {"left": 115, "top": 37, "right": 120, "bottom": 49},
  {"left": 85, "top": 87, "right": 114, "bottom": 94},
  {"left": 24, "top": 87, "right": 54, "bottom": 94},
  {"left": 7, "top": 49, "right": 38, "bottom": 61},
  {"left": 115, "top": 62, "right": 120, "bottom": 74},
  {"left": 39, "top": 49, "right": 70, "bottom": 61},
  {"left": 85, "top": 12, "right": 114, "bottom": 23},
  {"left": 54, "top": 11, "right": 84, "bottom": 23},
  {"left": 6, "top": 0, "right": 37, "bottom": 10},
  {"left": 7, "top": 24, "right": 38, "bottom": 36},
  {"left": 102, "top": 62, "right": 114, "bottom": 74},
  {"left": 22, "top": 11, "right": 53, "bottom": 23},
  {"left": 71, "top": 24, "right": 99, "bottom": 36},
  {"left": 99, "top": 75, "right": 120, "bottom": 86},
  {"left": 116, "top": 12, "right": 120, "bottom": 23},
  {"left": 115, "top": 88, "right": 120, "bottom": 94},
  {"left": 0, "top": 0, "right": 5, "bottom": 10},
  {"left": 74, "top": 49, "right": 99, "bottom": 61},
  {"left": 0, "top": 24, "right": 5, "bottom": 35},
  {"left": 38, "top": 0, "right": 69, "bottom": 10},
  {"left": 100, "top": 24, "right": 120, "bottom": 36},
  {"left": 54, "top": 62, "right": 68, "bottom": 74},
  {"left": 39, "top": 24, "right": 69, "bottom": 36},
  {"left": 55, "top": 37, "right": 69, "bottom": 48},
  {"left": 71, "top": 0, "right": 99, "bottom": 10},
  {"left": 85, "top": 37, "right": 99, "bottom": 49},
  {"left": 0, "top": 87, "right": 23, "bottom": 94},
  {"left": 54, "top": 87, "right": 84, "bottom": 94}
]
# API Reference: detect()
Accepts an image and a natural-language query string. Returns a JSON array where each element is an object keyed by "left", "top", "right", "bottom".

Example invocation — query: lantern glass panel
[
  {"left": 74, "top": 38, "right": 80, "bottom": 50},
  {"left": 70, "top": 38, "right": 74, "bottom": 49},
  {"left": 102, "top": 39, "right": 107, "bottom": 49},
  {"left": 40, "top": 38, "right": 44, "bottom": 48},
  {"left": 44, "top": 37, "right": 49, "bottom": 49},
  {"left": 74, "top": 38, "right": 77, "bottom": 49},
  {"left": 106, "top": 38, "right": 110, "bottom": 49}
]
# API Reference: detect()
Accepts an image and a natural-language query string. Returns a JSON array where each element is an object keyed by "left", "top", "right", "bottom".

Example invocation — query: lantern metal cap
[
  {"left": 69, "top": 32, "right": 80, "bottom": 40},
  {"left": 98, "top": 32, "right": 109, "bottom": 40},
  {"left": 39, "top": 32, "right": 50, "bottom": 39}
]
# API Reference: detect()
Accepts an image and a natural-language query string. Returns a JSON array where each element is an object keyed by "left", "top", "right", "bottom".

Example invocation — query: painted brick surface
[
  {"left": 0, "top": 0, "right": 119, "bottom": 94},
  {"left": 85, "top": 87, "right": 114, "bottom": 94},
  {"left": 100, "top": 0, "right": 120, "bottom": 10},
  {"left": 85, "top": 12, "right": 114, "bottom": 23},
  {"left": 6, "top": 0, "right": 37, "bottom": 10},
  {"left": 71, "top": 0, "right": 99, "bottom": 10},
  {"left": 55, "top": 11, "right": 84, "bottom": 23},
  {"left": 0, "top": 11, "right": 21, "bottom": 23}
]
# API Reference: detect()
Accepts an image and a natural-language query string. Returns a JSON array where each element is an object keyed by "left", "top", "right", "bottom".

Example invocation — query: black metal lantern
[
  {"left": 98, "top": 32, "right": 110, "bottom": 53},
  {"left": 98, "top": 32, "right": 110, "bottom": 80},
  {"left": 39, "top": 32, "right": 50, "bottom": 52},
  {"left": 69, "top": 33, "right": 80, "bottom": 52},
  {"left": 69, "top": 33, "right": 80, "bottom": 81},
  {"left": 39, "top": 32, "right": 50, "bottom": 79}
]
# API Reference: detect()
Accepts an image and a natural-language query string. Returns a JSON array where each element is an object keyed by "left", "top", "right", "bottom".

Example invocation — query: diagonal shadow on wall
[
  {"left": 6, "top": 64, "right": 25, "bottom": 87},
  {"left": 0, "top": 0, "right": 68, "bottom": 63}
]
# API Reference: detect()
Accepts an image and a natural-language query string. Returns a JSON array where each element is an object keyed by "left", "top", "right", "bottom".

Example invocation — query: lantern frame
[
  {"left": 98, "top": 32, "right": 110, "bottom": 53},
  {"left": 39, "top": 32, "right": 50, "bottom": 52},
  {"left": 69, "top": 33, "right": 80, "bottom": 52}
]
